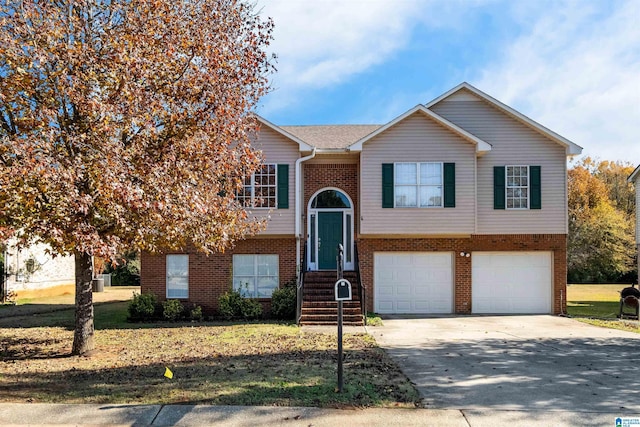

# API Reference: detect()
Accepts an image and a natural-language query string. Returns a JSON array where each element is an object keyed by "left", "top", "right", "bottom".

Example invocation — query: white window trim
[
  {"left": 505, "top": 165, "right": 530, "bottom": 210},
  {"left": 394, "top": 162, "right": 444, "bottom": 208},
  {"left": 166, "top": 254, "right": 189, "bottom": 299},
  {"left": 239, "top": 163, "right": 278, "bottom": 210},
  {"left": 232, "top": 254, "right": 279, "bottom": 298}
]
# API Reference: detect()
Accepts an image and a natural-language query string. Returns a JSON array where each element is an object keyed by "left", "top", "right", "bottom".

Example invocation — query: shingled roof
[{"left": 280, "top": 125, "right": 382, "bottom": 149}]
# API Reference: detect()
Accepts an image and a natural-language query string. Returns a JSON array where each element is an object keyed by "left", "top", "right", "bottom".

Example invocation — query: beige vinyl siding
[
  {"left": 250, "top": 126, "right": 298, "bottom": 235},
  {"left": 431, "top": 94, "right": 567, "bottom": 234},
  {"left": 360, "top": 112, "right": 476, "bottom": 235}
]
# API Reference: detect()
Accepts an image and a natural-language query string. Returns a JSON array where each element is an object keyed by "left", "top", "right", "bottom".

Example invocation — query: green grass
[
  {"left": 0, "top": 302, "right": 421, "bottom": 408},
  {"left": 567, "top": 284, "right": 639, "bottom": 333}
]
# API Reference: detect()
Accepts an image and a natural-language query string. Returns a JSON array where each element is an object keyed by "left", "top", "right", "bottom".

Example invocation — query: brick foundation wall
[
  {"left": 141, "top": 238, "right": 296, "bottom": 315},
  {"left": 357, "top": 234, "right": 567, "bottom": 314}
]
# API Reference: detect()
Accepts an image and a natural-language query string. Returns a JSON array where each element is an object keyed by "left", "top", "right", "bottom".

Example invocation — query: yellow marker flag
[{"left": 164, "top": 367, "right": 173, "bottom": 379}]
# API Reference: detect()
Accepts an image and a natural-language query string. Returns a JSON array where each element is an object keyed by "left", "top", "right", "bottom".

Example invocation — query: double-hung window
[
  {"left": 232, "top": 254, "right": 279, "bottom": 298},
  {"left": 238, "top": 164, "right": 277, "bottom": 208},
  {"left": 494, "top": 165, "right": 540, "bottom": 210},
  {"left": 395, "top": 162, "right": 443, "bottom": 208},
  {"left": 506, "top": 165, "right": 529, "bottom": 209}
]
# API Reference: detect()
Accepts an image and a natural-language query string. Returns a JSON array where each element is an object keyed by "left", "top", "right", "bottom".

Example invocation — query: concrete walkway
[{"left": 0, "top": 403, "right": 632, "bottom": 426}]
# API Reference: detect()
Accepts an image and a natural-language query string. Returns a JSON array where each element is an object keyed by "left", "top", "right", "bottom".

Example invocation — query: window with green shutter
[
  {"left": 382, "top": 162, "right": 455, "bottom": 208},
  {"left": 382, "top": 163, "right": 394, "bottom": 208},
  {"left": 530, "top": 166, "right": 541, "bottom": 209},
  {"left": 443, "top": 163, "right": 455, "bottom": 208},
  {"left": 237, "top": 163, "right": 288, "bottom": 209},
  {"left": 495, "top": 165, "right": 541, "bottom": 210},
  {"left": 494, "top": 166, "right": 506, "bottom": 209},
  {"left": 277, "top": 164, "right": 289, "bottom": 209}
]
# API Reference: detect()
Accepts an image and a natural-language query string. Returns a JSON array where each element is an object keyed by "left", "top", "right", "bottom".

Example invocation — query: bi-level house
[{"left": 141, "top": 82, "right": 583, "bottom": 323}]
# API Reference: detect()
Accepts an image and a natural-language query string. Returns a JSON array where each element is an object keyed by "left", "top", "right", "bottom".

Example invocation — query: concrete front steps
[{"left": 299, "top": 271, "right": 364, "bottom": 326}]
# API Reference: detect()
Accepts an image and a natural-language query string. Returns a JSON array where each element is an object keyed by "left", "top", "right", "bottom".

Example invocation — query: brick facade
[
  {"left": 303, "top": 163, "right": 359, "bottom": 238},
  {"left": 141, "top": 238, "right": 296, "bottom": 315},
  {"left": 141, "top": 159, "right": 568, "bottom": 317},
  {"left": 357, "top": 234, "right": 567, "bottom": 314}
]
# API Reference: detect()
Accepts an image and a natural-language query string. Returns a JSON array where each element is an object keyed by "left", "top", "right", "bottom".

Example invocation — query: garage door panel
[
  {"left": 396, "top": 301, "right": 412, "bottom": 311},
  {"left": 378, "top": 286, "right": 393, "bottom": 296},
  {"left": 395, "top": 270, "right": 413, "bottom": 282},
  {"left": 396, "top": 285, "right": 411, "bottom": 296},
  {"left": 375, "top": 252, "right": 453, "bottom": 314},
  {"left": 472, "top": 252, "right": 552, "bottom": 314},
  {"left": 377, "top": 301, "right": 393, "bottom": 312},
  {"left": 414, "top": 286, "right": 429, "bottom": 297}
]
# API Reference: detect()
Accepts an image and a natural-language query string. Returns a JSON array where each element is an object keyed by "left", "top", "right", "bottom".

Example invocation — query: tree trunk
[{"left": 72, "top": 251, "right": 95, "bottom": 355}]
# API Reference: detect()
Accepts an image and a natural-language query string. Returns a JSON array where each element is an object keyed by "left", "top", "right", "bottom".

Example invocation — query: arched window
[{"left": 311, "top": 190, "right": 351, "bottom": 209}]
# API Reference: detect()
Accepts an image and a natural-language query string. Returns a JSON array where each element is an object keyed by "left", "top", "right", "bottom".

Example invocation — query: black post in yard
[{"left": 337, "top": 244, "right": 344, "bottom": 393}]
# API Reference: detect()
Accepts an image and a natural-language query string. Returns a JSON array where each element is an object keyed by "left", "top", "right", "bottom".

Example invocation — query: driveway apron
[{"left": 369, "top": 315, "right": 640, "bottom": 414}]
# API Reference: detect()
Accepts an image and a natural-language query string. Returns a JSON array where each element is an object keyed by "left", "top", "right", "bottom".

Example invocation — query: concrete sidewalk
[{"left": 0, "top": 403, "right": 629, "bottom": 426}]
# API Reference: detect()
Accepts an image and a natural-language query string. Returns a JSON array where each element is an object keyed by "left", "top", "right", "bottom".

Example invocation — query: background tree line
[{"left": 568, "top": 158, "right": 637, "bottom": 283}]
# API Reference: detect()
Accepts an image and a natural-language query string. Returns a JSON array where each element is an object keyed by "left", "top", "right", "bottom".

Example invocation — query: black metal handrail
[
  {"left": 354, "top": 242, "right": 366, "bottom": 325},
  {"left": 296, "top": 243, "right": 307, "bottom": 325}
]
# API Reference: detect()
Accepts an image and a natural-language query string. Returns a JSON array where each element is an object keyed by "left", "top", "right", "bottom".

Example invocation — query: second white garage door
[
  {"left": 472, "top": 252, "right": 552, "bottom": 314},
  {"left": 374, "top": 252, "right": 453, "bottom": 314}
]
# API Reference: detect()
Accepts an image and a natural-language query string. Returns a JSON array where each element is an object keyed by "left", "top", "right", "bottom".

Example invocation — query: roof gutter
[{"left": 295, "top": 148, "right": 316, "bottom": 279}]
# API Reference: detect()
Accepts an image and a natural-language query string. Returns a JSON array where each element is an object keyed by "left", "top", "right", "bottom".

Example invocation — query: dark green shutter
[
  {"left": 277, "top": 164, "right": 289, "bottom": 209},
  {"left": 530, "top": 166, "right": 541, "bottom": 209},
  {"left": 494, "top": 166, "right": 505, "bottom": 210},
  {"left": 382, "top": 163, "right": 394, "bottom": 208},
  {"left": 443, "top": 163, "right": 455, "bottom": 208}
]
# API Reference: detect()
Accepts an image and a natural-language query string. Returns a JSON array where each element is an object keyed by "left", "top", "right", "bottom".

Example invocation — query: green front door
[{"left": 318, "top": 211, "right": 343, "bottom": 270}]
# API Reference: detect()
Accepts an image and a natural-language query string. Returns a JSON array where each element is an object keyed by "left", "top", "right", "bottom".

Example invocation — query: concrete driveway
[{"left": 369, "top": 316, "right": 640, "bottom": 418}]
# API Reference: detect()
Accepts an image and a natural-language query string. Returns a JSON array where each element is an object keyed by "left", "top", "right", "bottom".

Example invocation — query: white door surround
[{"left": 307, "top": 188, "right": 354, "bottom": 271}]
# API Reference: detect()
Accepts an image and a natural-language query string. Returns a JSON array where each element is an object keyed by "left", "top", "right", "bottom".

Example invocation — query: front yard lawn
[
  {"left": 567, "top": 284, "right": 640, "bottom": 333},
  {"left": 0, "top": 302, "right": 420, "bottom": 408}
]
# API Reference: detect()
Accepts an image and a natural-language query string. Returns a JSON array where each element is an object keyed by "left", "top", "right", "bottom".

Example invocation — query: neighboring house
[
  {"left": 141, "top": 82, "right": 583, "bottom": 322},
  {"left": 628, "top": 165, "right": 640, "bottom": 281},
  {"left": 1, "top": 241, "right": 75, "bottom": 300}
]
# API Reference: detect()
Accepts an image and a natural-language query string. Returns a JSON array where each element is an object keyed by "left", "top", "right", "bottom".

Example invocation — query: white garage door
[
  {"left": 375, "top": 252, "right": 453, "bottom": 314},
  {"left": 472, "top": 252, "right": 552, "bottom": 314}
]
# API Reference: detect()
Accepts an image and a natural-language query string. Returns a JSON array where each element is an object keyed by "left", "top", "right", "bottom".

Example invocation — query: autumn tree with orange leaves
[
  {"left": 0, "top": 0, "right": 274, "bottom": 354},
  {"left": 568, "top": 158, "right": 636, "bottom": 283}
]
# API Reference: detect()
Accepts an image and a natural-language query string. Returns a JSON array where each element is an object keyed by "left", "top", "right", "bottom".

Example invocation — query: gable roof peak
[
  {"left": 347, "top": 103, "right": 492, "bottom": 153},
  {"left": 426, "top": 82, "right": 583, "bottom": 156}
]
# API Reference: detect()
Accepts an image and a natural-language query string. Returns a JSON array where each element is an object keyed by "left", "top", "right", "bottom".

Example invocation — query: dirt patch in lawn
[{"left": 0, "top": 322, "right": 421, "bottom": 408}]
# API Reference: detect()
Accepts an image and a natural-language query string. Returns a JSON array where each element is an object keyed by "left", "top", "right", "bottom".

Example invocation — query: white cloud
[
  {"left": 475, "top": 0, "right": 640, "bottom": 164},
  {"left": 257, "top": 0, "right": 432, "bottom": 114},
  {"left": 260, "top": 0, "right": 418, "bottom": 83}
]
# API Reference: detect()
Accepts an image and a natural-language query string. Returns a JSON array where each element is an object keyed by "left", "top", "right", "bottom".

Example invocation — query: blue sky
[{"left": 255, "top": 0, "right": 640, "bottom": 165}]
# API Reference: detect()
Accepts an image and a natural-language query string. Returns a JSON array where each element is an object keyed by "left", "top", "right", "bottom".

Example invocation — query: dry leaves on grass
[{"left": 0, "top": 323, "right": 421, "bottom": 408}]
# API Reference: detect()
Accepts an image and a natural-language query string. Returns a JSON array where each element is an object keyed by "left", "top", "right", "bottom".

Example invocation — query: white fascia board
[
  {"left": 426, "top": 82, "right": 584, "bottom": 157},
  {"left": 348, "top": 105, "right": 491, "bottom": 154},
  {"left": 255, "top": 115, "right": 314, "bottom": 152},
  {"left": 628, "top": 164, "right": 640, "bottom": 183}
]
